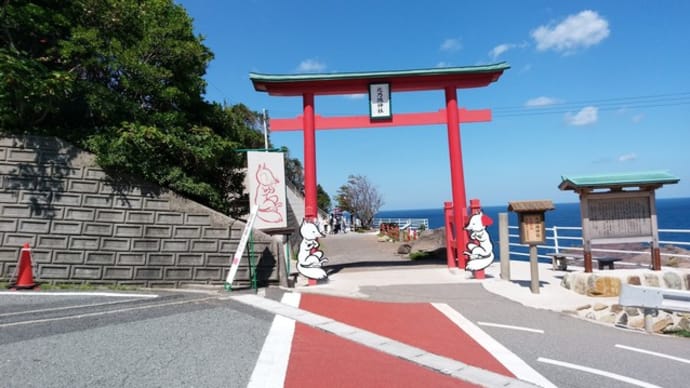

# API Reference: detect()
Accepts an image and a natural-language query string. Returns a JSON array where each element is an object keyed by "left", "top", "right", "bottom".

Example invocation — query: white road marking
[
  {"left": 0, "top": 296, "right": 213, "bottom": 328},
  {"left": 0, "top": 298, "right": 143, "bottom": 318},
  {"left": 432, "top": 303, "right": 557, "bottom": 388},
  {"left": 247, "top": 293, "right": 300, "bottom": 388},
  {"left": 477, "top": 321, "right": 544, "bottom": 334},
  {"left": 0, "top": 291, "right": 158, "bottom": 298},
  {"left": 615, "top": 344, "right": 690, "bottom": 365},
  {"left": 537, "top": 357, "right": 662, "bottom": 388}
]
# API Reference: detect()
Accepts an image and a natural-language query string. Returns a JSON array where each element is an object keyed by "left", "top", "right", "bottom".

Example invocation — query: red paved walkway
[{"left": 284, "top": 293, "right": 514, "bottom": 387}]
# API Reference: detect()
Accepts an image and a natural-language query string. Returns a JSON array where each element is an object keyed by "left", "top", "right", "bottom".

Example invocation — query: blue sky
[{"left": 177, "top": 1, "right": 690, "bottom": 209}]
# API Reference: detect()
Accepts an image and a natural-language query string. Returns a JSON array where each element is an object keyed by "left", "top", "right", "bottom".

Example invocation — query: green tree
[
  {"left": 335, "top": 174, "right": 384, "bottom": 227},
  {"left": 316, "top": 184, "right": 331, "bottom": 212},
  {"left": 0, "top": 0, "right": 265, "bottom": 217}
]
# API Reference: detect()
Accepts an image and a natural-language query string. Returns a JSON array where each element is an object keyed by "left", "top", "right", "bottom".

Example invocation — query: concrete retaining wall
[{"left": 0, "top": 135, "right": 280, "bottom": 288}]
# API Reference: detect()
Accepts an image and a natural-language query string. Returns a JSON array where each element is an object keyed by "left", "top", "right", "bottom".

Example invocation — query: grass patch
[
  {"left": 672, "top": 329, "right": 690, "bottom": 338},
  {"left": 409, "top": 251, "right": 433, "bottom": 260},
  {"left": 34, "top": 282, "right": 137, "bottom": 292}
]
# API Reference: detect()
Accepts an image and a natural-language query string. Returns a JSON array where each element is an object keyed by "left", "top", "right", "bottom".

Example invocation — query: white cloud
[
  {"left": 525, "top": 96, "right": 560, "bottom": 107},
  {"left": 632, "top": 113, "right": 644, "bottom": 123},
  {"left": 532, "top": 10, "right": 610, "bottom": 53},
  {"left": 296, "top": 59, "right": 326, "bottom": 73},
  {"left": 618, "top": 153, "right": 638, "bottom": 162},
  {"left": 565, "top": 106, "right": 598, "bottom": 126},
  {"left": 440, "top": 38, "right": 462, "bottom": 52},
  {"left": 343, "top": 93, "right": 366, "bottom": 100},
  {"left": 489, "top": 42, "right": 527, "bottom": 60},
  {"left": 436, "top": 61, "right": 452, "bottom": 68}
]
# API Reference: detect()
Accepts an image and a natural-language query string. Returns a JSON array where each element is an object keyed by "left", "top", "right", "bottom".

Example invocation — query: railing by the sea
[
  {"left": 506, "top": 224, "right": 690, "bottom": 265},
  {"left": 372, "top": 218, "right": 429, "bottom": 230}
]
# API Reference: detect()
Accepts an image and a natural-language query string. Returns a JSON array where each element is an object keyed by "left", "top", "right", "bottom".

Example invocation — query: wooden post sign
[{"left": 508, "top": 200, "right": 555, "bottom": 294}]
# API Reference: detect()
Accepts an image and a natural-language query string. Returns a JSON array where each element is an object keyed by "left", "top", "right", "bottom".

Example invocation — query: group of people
[{"left": 325, "top": 212, "right": 348, "bottom": 234}]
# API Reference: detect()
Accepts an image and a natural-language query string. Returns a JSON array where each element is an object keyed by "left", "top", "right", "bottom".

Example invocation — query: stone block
[
  {"left": 149, "top": 282, "right": 177, "bottom": 288},
  {"left": 101, "top": 239, "right": 130, "bottom": 251},
  {"left": 586, "top": 275, "right": 621, "bottom": 297},
  {"left": 18, "top": 220, "right": 50, "bottom": 234},
  {"left": 39, "top": 265, "right": 69, "bottom": 279},
  {"left": 8, "top": 148, "right": 37, "bottom": 162},
  {"left": 127, "top": 211, "right": 155, "bottom": 224},
  {"left": 178, "top": 254, "right": 203, "bottom": 266},
  {"left": 54, "top": 251, "right": 84, "bottom": 264},
  {"left": 149, "top": 254, "right": 174, "bottom": 266},
  {"left": 0, "top": 191, "right": 18, "bottom": 203},
  {"left": 0, "top": 219, "right": 17, "bottom": 231},
  {"left": 143, "top": 199, "right": 170, "bottom": 210},
  {"left": 0, "top": 248, "right": 19, "bottom": 261},
  {"left": 194, "top": 268, "right": 221, "bottom": 280},
  {"left": 191, "top": 240, "right": 217, "bottom": 252},
  {"left": 132, "top": 239, "right": 160, "bottom": 251},
  {"left": 186, "top": 214, "right": 211, "bottom": 225},
  {"left": 3, "top": 234, "right": 36, "bottom": 247},
  {"left": 37, "top": 235, "right": 68, "bottom": 249},
  {"left": 203, "top": 227, "right": 229, "bottom": 239},
  {"left": 653, "top": 316, "right": 674, "bottom": 333},
  {"left": 173, "top": 226, "right": 201, "bottom": 238},
  {"left": 112, "top": 197, "right": 142, "bottom": 209},
  {"left": 156, "top": 212, "right": 183, "bottom": 225},
  {"left": 30, "top": 249, "right": 51, "bottom": 263},
  {"left": 85, "top": 252, "right": 115, "bottom": 265},
  {"left": 95, "top": 209, "right": 126, "bottom": 223},
  {"left": 219, "top": 241, "right": 237, "bottom": 253},
  {"left": 104, "top": 267, "right": 133, "bottom": 280},
  {"left": 165, "top": 268, "right": 192, "bottom": 279},
  {"left": 626, "top": 275, "right": 641, "bottom": 286},
  {"left": 73, "top": 266, "right": 102, "bottom": 279},
  {"left": 144, "top": 225, "right": 171, "bottom": 238},
  {"left": 643, "top": 273, "right": 660, "bottom": 287},
  {"left": 85, "top": 168, "right": 107, "bottom": 179},
  {"left": 64, "top": 208, "right": 95, "bottom": 221},
  {"left": 82, "top": 195, "right": 112, "bottom": 207},
  {"left": 68, "top": 180, "right": 99, "bottom": 193},
  {"left": 51, "top": 193, "right": 82, "bottom": 206},
  {"left": 83, "top": 223, "right": 113, "bottom": 236},
  {"left": 0, "top": 147, "right": 5, "bottom": 160},
  {"left": 69, "top": 237, "right": 100, "bottom": 250},
  {"left": 114, "top": 225, "right": 142, "bottom": 237},
  {"left": 51, "top": 221, "right": 82, "bottom": 234},
  {"left": 118, "top": 253, "right": 145, "bottom": 265},
  {"left": 663, "top": 272, "right": 682, "bottom": 289},
  {"left": 2, "top": 205, "right": 31, "bottom": 217},
  {"left": 135, "top": 267, "right": 162, "bottom": 280},
  {"left": 161, "top": 240, "right": 188, "bottom": 252},
  {"left": 207, "top": 254, "right": 229, "bottom": 266}
]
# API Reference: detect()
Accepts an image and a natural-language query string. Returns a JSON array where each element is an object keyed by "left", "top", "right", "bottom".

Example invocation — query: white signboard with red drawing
[{"left": 247, "top": 151, "right": 287, "bottom": 230}]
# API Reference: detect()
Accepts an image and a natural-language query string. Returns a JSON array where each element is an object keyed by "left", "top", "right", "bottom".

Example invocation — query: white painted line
[
  {"left": 537, "top": 357, "right": 662, "bottom": 388},
  {"left": 0, "top": 291, "right": 158, "bottom": 298},
  {"left": 0, "top": 298, "right": 143, "bottom": 318},
  {"left": 615, "top": 344, "right": 690, "bottom": 365},
  {"left": 0, "top": 296, "right": 213, "bottom": 328},
  {"left": 477, "top": 321, "right": 544, "bottom": 334},
  {"left": 432, "top": 303, "right": 557, "bottom": 388},
  {"left": 247, "top": 293, "right": 299, "bottom": 388}
]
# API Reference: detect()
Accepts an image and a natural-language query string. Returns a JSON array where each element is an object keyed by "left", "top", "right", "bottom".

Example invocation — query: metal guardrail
[
  {"left": 372, "top": 218, "right": 429, "bottom": 230},
  {"left": 619, "top": 283, "right": 690, "bottom": 313}
]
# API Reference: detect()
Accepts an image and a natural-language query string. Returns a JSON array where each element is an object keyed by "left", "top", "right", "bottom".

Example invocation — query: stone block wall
[{"left": 0, "top": 135, "right": 280, "bottom": 288}]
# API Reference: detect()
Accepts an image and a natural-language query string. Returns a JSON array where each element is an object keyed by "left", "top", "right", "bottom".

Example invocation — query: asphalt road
[{"left": 0, "top": 290, "right": 274, "bottom": 388}]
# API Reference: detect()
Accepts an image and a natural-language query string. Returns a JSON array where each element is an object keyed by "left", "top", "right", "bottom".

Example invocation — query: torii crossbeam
[{"left": 250, "top": 63, "right": 509, "bottom": 270}]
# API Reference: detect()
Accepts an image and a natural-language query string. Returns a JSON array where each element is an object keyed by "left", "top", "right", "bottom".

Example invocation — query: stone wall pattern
[{"left": 0, "top": 136, "right": 280, "bottom": 288}]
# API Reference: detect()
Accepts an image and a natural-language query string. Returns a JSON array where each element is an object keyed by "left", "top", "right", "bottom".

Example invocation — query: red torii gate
[{"left": 250, "top": 63, "right": 509, "bottom": 270}]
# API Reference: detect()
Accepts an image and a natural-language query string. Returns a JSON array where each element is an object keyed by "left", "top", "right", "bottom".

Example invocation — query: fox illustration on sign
[
  {"left": 464, "top": 211, "right": 495, "bottom": 271},
  {"left": 297, "top": 220, "right": 328, "bottom": 280}
]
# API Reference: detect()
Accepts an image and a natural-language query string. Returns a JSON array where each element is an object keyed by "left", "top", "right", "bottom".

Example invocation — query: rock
[
  {"left": 576, "top": 304, "right": 592, "bottom": 311},
  {"left": 617, "top": 312, "right": 628, "bottom": 326},
  {"left": 629, "top": 317, "right": 645, "bottom": 329},
  {"left": 663, "top": 272, "right": 682, "bottom": 289},
  {"left": 586, "top": 276, "right": 621, "bottom": 297},
  {"left": 599, "top": 313, "right": 617, "bottom": 324},
  {"left": 397, "top": 244, "right": 412, "bottom": 254},
  {"left": 644, "top": 273, "right": 660, "bottom": 287},
  {"left": 593, "top": 303, "right": 608, "bottom": 311},
  {"left": 573, "top": 275, "right": 587, "bottom": 295},
  {"left": 625, "top": 307, "right": 640, "bottom": 317},
  {"left": 610, "top": 304, "right": 623, "bottom": 313},
  {"left": 585, "top": 311, "right": 597, "bottom": 320},
  {"left": 561, "top": 274, "right": 571, "bottom": 290},
  {"left": 677, "top": 317, "right": 690, "bottom": 331},
  {"left": 626, "top": 275, "right": 641, "bottom": 286},
  {"left": 685, "top": 274, "right": 690, "bottom": 290},
  {"left": 652, "top": 316, "right": 674, "bottom": 333}
]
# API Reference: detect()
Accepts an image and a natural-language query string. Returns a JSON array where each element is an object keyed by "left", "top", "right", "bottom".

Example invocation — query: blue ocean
[{"left": 376, "top": 197, "right": 690, "bottom": 245}]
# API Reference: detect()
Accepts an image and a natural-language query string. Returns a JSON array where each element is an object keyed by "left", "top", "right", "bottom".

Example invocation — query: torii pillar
[{"left": 250, "top": 63, "right": 509, "bottom": 270}]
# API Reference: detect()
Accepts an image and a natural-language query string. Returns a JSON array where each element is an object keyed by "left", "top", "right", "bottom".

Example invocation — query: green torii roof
[{"left": 559, "top": 171, "right": 680, "bottom": 191}]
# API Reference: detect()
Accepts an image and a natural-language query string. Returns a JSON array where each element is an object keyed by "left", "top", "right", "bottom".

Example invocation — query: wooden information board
[{"left": 519, "top": 213, "right": 546, "bottom": 244}]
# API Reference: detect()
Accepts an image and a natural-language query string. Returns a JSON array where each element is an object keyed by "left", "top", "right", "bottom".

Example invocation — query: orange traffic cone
[{"left": 10, "top": 243, "right": 38, "bottom": 290}]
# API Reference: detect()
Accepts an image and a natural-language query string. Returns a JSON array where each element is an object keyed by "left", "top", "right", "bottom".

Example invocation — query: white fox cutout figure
[
  {"left": 464, "top": 211, "right": 495, "bottom": 271},
  {"left": 297, "top": 220, "right": 328, "bottom": 280}
]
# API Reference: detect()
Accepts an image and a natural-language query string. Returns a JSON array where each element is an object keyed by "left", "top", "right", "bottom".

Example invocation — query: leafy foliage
[
  {"left": 316, "top": 184, "right": 331, "bottom": 212},
  {"left": 0, "top": 0, "right": 274, "bottom": 216},
  {"left": 335, "top": 174, "right": 384, "bottom": 227}
]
